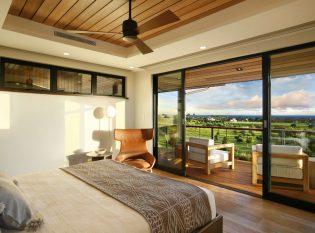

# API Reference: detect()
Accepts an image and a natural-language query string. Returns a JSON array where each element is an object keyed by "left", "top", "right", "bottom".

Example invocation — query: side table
[{"left": 86, "top": 151, "right": 112, "bottom": 162}]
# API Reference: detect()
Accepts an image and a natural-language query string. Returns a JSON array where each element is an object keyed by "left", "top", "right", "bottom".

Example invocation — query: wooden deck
[
  {"left": 186, "top": 159, "right": 315, "bottom": 203},
  {"left": 186, "top": 159, "right": 262, "bottom": 196},
  {"left": 153, "top": 169, "right": 315, "bottom": 233}
]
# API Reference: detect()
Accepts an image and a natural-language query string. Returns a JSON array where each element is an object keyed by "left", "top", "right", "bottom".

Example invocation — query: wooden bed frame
[{"left": 197, "top": 214, "right": 223, "bottom": 233}]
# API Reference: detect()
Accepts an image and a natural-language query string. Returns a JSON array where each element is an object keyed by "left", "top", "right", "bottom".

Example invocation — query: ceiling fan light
[{"left": 123, "top": 36, "right": 137, "bottom": 43}]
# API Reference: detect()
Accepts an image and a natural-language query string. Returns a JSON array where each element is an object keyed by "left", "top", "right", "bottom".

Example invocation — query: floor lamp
[
  {"left": 93, "top": 107, "right": 104, "bottom": 131},
  {"left": 106, "top": 106, "right": 116, "bottom": 147},
  {"left": 93, "top": 107, "right": 105, "bottom": 153}
]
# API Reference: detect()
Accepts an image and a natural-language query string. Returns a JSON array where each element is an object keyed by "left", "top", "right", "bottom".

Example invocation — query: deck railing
[{"left": 158, "top": 125, "right": 315, "bottom": 160}]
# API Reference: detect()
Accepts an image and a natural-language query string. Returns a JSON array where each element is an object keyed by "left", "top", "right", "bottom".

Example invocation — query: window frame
[
  {"left": 0, "top": 57, "right": 126, "bottom": 98},
  {"left": 94, "top": 73, "right": 125, "bottom": 97},
  {"left": 56, "top": 67, "right": 93, "bottom": 95},
  {"left": 1, "top": 58, "right": 52, "bottom": 93}
]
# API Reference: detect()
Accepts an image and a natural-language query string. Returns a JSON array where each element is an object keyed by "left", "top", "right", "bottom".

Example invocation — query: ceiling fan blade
[
  {"left": 134, "top": 39, "right": 153, "bottom": 54},
  {"left": 138, "top": 10, "right": 180, "bottom": 34},
  {"left": 66, "top": 30, "right": 121, "bottom": 35}
]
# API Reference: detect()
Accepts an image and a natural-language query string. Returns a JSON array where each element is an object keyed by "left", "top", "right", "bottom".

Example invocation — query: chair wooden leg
[
  {"left": 303, "top": 156, "right": 309, "bottom": 192},
  {"left": 206, "top": 149, "right": 211, "bottom": 175},
  {"left": 252, "top": 151, "right": 258, "bottom": 185},
  {"left": 230, "top": 145, "right": 235, "bottom": 170}
]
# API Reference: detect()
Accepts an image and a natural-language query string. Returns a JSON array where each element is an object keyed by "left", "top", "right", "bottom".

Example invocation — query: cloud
[
  {"left": 188, "top": 89, "right": 315, "bottom": 115},
  {"left": 227, "top": 95, "right": 262, "bottom": 108},
  {"left": 272, "top": 90, "right": 315, "bottom": 109}
]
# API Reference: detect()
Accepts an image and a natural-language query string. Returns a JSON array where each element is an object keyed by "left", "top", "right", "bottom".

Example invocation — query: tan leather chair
[{"left": 114, "top": 128, "right": 156, "bottom": 172}]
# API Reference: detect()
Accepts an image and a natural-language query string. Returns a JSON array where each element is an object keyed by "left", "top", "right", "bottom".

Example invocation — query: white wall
[{"left": 0, "top": 47, "right": 135, "bottom": 175}]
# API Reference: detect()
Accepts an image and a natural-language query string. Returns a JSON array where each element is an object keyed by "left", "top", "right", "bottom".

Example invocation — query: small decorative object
[
  {"left": 25, "top": 78, "right": 33, "bottom": 86},
  {"left": 24, "top": 212, "right": 44, "bottom": 232},
  {"left": 25, "top": 67, "right": 33, "bottom": 87},
  {"left": 95, "top": 148, "right": 107, "bottom": 155}
]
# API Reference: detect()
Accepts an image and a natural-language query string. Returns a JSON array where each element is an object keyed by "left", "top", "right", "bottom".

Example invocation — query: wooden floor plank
[
  {"left": 186, "top": 160, "right": 262, "bottom": 195},
  {"left": 153, "top": 169, "right": 315, "bottom": 233}
]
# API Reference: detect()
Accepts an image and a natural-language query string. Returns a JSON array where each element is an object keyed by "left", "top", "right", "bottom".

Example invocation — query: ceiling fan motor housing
[{"left": 122, "top": 19, "right": 138, "bottom": 42}]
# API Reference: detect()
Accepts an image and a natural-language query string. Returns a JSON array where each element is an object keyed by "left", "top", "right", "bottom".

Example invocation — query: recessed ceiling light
[
  {"left": 63, "top": 52, "right": 70, "bottom": 56},
  {"left": 129, "top": 66, "right": 134, "bottom": 69},
  {"left": 236, "top": 67, "right": 243, "bottom": 71},
  {"left": 200, "top": 45, "right": 207, "bottom": 50}
]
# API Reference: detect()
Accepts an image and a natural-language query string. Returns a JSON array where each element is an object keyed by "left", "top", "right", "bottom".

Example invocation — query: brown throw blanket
[{"left": 61, "top": 160, "right": 212, "bottom": 233}]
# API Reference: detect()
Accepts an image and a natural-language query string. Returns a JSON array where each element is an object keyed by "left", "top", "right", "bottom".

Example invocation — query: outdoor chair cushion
[
  {"left": 189, "top": 149, "right": 228, "bottom": 164},
  {"left": 255, "top": 144, "right": 303, "bottom": 168},
  {"left": 188, "top": 137, "right": 214, "bottom": 155},
  {"left": 257, "top": 157, "right": 303, "bottom": 168},
  {"left": 255, "top": 144, "right": 303, "bottom": 155},
  {"left": 257, "top": 164, "right": 303, "bottom": 179}
]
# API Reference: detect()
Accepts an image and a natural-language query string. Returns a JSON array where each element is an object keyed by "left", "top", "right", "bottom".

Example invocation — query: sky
[{"left": 158, "top": 73, "right": 315, "bottom": 116}]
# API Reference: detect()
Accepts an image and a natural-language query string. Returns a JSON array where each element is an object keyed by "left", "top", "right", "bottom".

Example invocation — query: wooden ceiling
[
  {"left": 8, "top": 0, "right": 245, "bottom": 47},
  {"left": 271, "top": 47, "right": 315, "bottom": 78},
  {"left": 158, "top": 57, "right": 262, "bottom": 92}
]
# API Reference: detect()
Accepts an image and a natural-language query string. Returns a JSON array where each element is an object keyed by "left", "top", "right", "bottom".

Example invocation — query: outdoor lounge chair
[
  {"left": 186, "top": 137, "right": 234, "bottom": 174},
  {"left": 252, "top": 144, "right": 309, "bottom": 192}
]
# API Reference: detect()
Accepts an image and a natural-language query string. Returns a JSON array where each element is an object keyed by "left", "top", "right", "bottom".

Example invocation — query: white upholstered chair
[
  {"left": 186, "top": 137, "right": 234, "bottom": 175},
  {"left": 252, "top": 144, "right": 309, "bottom": 192}
]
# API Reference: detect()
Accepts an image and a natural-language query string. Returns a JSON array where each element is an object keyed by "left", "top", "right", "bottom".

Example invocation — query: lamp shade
[
  {"left": 106, "top": 106, "right": 116, "bottom": 118},
  {"left": 93, "top": 107, "right": 104, "bottom": 119}
]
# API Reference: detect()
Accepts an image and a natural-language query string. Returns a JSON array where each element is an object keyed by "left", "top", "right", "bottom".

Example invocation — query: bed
[{"left": 2, "top": 160, "right": 222, "bottom": 233}]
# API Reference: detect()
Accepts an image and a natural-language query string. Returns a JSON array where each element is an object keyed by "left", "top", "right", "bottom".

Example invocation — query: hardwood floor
[
  {"left": 153, "top": 169, "right": 315, "bottom": 233},
  {"left": 186, "top": 159, "right": 262, "bottom": 195}
]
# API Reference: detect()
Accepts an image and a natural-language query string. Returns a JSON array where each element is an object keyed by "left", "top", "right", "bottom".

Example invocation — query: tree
[
  {"left": 222, "top": 136, "right": 228, "bottom": 144},
  {"left": 235, "top": 135, "right": 244, "bottom": 143},
  {"left": 214, "top": 132, "right": 219, "bottom": 141},
  {"left": 246, "top": 137, "right": 254, "bottom": 146}
]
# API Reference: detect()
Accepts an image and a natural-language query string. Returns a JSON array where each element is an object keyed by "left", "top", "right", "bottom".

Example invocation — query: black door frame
[
  {"left": 152, "top": 71, "right": 186, "bottom": 176},
  {"left": 152, "top": 41, "right": 315, "bottom": 213}
]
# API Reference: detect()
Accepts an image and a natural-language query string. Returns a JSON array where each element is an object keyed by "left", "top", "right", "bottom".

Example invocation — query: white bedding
[{"left": 4, "top": 169, "right": 216, "bottom": 233}]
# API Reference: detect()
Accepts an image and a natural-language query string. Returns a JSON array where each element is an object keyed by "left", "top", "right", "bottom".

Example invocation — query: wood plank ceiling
[
  {"left": 158, "top": 57, "right": 262, "bottom": 92},
  {"left": 8, "top": 0, "right": 245, "bottom": 47},
  {"left": 158, "top": 46, "right": 315, "bottom": 92}
]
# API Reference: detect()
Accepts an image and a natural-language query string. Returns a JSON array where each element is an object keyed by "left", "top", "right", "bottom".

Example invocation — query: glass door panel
[
  {"left": 270, "top": 47, "right": 315, "bottom": 203},
  {"left": 185, "top": 57, "right": 263, "bottom": 196},
  {"left": 156, "top": 72, "right": 184, "bottom": 172}
]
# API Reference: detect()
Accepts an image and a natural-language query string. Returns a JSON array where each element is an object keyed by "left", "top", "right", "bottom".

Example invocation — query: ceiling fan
[{"left": 66, "top": 0, "right": 180, "bottom": 54}]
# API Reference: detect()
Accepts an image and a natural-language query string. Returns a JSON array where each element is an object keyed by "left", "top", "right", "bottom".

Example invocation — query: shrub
[{"left": 235, "top": 153, "right": 251, "bottom": 161}]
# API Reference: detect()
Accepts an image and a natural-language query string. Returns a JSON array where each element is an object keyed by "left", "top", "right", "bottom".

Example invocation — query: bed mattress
[{"left": 3, "top": 169, "right": 216, "bottom": 233}]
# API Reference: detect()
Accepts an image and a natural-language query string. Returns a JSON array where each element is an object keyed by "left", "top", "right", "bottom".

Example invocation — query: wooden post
[
  {"left": 206, "top": 147, "right": 211, "bottom": 175},
  {"left": 230, "top": 144, "right": 235, "bottom": 170},
  {"left": 252, "top": 151, "right": 258, "bottom": 185},
  {"left": 303, "top": 155, "right": 309, "bottom": 192}
]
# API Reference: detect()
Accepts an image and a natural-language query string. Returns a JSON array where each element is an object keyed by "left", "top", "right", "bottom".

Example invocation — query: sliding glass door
[
  {"left": 268, "top": 46, "right": 315, "bottom": 207},
  {"left": 152, "top": 43, "right": 315, "bottom": 212},
  {"left": 153, "top": 72, "right": 185, "bottom": 174},
  {"left": 184, "top": 57, "right": 263, "bottom": 196}
]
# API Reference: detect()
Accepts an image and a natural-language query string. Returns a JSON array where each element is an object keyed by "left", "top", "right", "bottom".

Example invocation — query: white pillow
[
  {"left": 0, "top": 203, "right": 4, "bottom": 233},
  {"left": 0, "top": 177, "right": 32, "bottom": 230}
]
